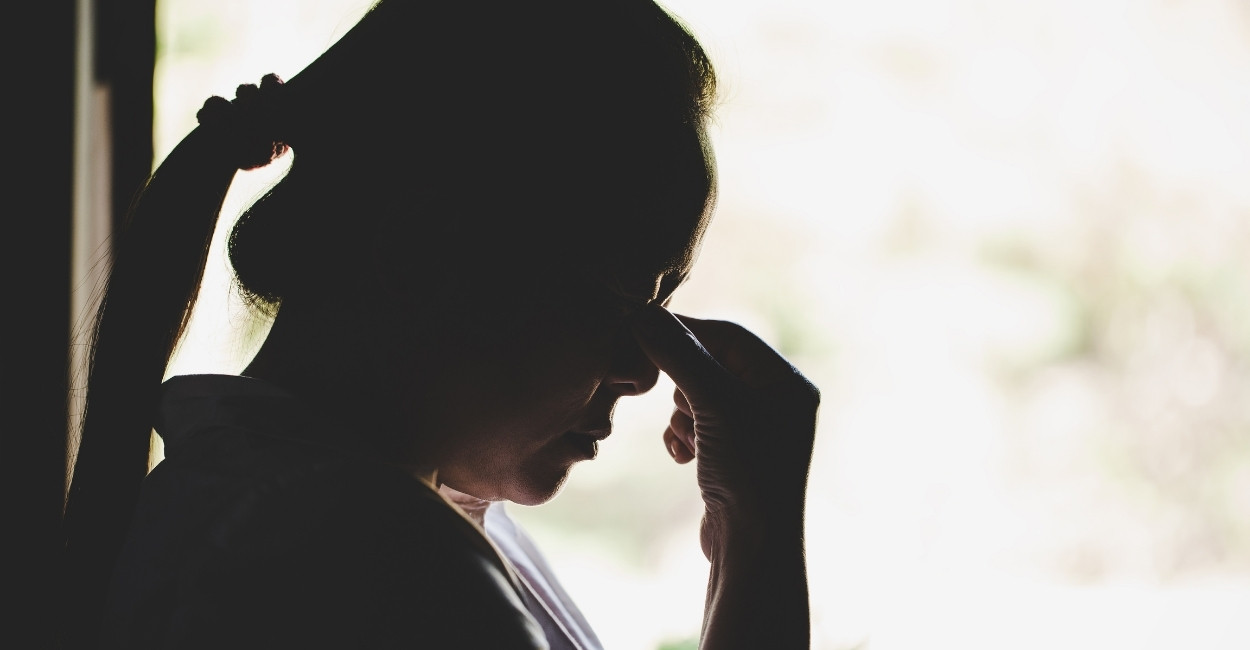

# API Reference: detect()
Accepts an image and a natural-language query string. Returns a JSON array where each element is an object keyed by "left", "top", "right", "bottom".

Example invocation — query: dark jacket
[{"left": 101, "top": 374, "right": 547, "bottom": 649}]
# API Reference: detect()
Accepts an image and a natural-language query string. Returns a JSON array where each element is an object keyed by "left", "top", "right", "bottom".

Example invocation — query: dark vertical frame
[
  {"left": 4, "top": 2, "right": 78, "bottom": 646},
  {"left": 2, "top": 1, "right": 155, "bottom": 646},
  {"left": 97, "top": 0, "right": 157, "bottom": 233}
]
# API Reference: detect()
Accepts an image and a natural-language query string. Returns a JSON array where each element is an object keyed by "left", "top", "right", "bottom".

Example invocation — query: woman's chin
[
  {"left": 506, "top": 467, "right": 574, "bottom": 506},
  {"left": 501, "top": 435, "right": 601, "bottom": 505},
  {"left": 441, "top": 462, "right": 574, "bottom": 506}
]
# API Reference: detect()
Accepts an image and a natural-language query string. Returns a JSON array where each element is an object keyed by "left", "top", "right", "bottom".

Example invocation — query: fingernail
[{"left": 667, "top": 437, "right": 679, "bottom": 459}]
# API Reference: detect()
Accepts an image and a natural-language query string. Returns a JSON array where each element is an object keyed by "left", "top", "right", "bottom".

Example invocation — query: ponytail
[{"left": 60, "top": 76, "right": 288, "bottom": 648}]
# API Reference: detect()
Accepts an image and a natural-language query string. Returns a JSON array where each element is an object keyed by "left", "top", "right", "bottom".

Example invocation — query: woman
[{"left": 61, "top": 0, "right": 819, "bottom": 647}]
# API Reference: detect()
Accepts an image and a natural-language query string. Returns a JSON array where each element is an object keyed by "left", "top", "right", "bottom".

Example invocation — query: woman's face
[{"left": 418, "top": 129, "right": 717, "bottom": 505}]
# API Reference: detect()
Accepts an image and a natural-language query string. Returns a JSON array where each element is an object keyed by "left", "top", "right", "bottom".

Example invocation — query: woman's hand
[{"left": 629, "top": 304, "right": 819, "bottom": 558}]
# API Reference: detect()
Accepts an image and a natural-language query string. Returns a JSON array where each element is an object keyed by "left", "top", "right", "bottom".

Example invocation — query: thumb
[{"left": 629, "top": 304, "right": 733, "bottom": 405}]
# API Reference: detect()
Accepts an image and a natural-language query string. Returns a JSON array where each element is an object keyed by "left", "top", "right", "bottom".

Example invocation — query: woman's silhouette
[{"left": 61, "top": 1, "right": 819, "bottom": 647}]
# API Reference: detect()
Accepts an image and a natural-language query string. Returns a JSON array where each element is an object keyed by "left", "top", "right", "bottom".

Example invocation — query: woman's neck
[
  {"left": 241, "top": 299, "right": 439, "bottom": 486},
  {"left": 438, "top": 484, "right": 496, "bottom": 527}
]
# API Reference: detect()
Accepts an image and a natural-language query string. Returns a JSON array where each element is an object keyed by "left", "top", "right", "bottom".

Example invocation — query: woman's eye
[
  {"left": 545, "top": 275, "right": 648, "bottom": 329},
  {"left": 552, "top": 290, "right": 633, "bottom": 332},
  {"left": 576, "top": 293, "right": 633, "bottom": 323}
]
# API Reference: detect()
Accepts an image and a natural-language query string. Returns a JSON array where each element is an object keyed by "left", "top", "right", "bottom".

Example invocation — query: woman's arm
[{"left": 631, "top": 305, "right": 819, "bottom": 649}]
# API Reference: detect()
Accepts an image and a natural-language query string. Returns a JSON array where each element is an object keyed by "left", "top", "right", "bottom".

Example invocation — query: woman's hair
[{"left": 60, "top": 0, "right": 715, "bottom": 645}]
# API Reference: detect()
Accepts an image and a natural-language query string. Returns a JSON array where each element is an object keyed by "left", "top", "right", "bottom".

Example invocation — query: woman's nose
[{"left": 605, "top": 335, "right": 660, "bottom": 396}]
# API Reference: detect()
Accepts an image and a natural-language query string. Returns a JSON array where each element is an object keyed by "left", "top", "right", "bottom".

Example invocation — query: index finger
[
  {"left": 628, "top": 304, "right": 735, "bottom": 404},
  {"left": 673, "top": 313, "right": 807, "bottom": 389}
]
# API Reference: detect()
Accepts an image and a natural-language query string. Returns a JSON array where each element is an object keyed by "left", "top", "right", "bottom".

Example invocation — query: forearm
[{"left": 700, "top": 513, "right": 810, "bottom": 650}]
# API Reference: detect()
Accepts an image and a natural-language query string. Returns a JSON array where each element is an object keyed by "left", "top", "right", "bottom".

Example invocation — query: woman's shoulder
[
  {"left": 145, "top": 373, "right": 481, "bottom": 557},
  {"left": 109, "top": 375, "right": 549, "bottom": 648},
  {"left": 199, "top": 471, "right": 545, "bottom": 645},
  {"left": 113, "top": 455, "right": 547, "bottom": 648}
]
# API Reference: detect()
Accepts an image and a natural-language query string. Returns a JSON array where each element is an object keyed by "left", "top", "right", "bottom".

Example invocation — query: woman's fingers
[
  {"left": 633, "top": 305, "right": 803, "bottom": 398},
  {"left": 632, "top": 304, "right": 819, "bottom": 568},
  {"left": 629, "top": 304, "right": 734, "bottom": 406},
  {"left": 669, "top": 408, "right": 695, "bottom": 450},
  {"left": 673, "top": 388, "right": 692, "bottom": 417},
  {"left": 664, "top": 427, "right": 695, "bottom": 464},
  {"left": 677, "top": 313, "right": 805, "bottom": 390}
]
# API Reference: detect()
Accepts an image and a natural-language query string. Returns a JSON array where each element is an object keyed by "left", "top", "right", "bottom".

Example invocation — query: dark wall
[
  {"left": 4, "top": 2, "right": 77, "bottom": 646},
  {"left": 2, "top": 1, "right": 154, "bottom": 647},
  {"left": 97, "top": 0, "right": 157, "bottom": 232}
]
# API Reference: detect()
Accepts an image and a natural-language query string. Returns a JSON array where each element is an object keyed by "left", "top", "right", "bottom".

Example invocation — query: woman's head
[
  {"left": 228, "top": 0, "right": 717, "bottom": 307},
  {"left": 226, "top": 0, "right": 719, "bottom": 501}
]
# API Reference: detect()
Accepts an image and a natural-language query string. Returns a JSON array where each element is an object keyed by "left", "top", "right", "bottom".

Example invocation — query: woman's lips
[
  {"left": 573, "top": 428, "right": 611, "bottom": 441},
  {"left": 563, "top": 431, "right": 601, "bottom": 459}
]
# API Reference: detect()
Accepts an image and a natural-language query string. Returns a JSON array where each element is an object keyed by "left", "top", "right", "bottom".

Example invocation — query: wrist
[{"left": 702, "top": 502, "right": 805, "bottom": 562}]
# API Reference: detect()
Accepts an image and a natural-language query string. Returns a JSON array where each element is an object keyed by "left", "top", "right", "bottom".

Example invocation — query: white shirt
[{"left": 442, "top": 487, "right": 605, "bottom": 650}]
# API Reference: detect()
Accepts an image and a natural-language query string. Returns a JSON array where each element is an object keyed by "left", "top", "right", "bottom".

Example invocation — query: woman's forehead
[{"left": 607, "top": 164, "right": 714, "bottom": 303}]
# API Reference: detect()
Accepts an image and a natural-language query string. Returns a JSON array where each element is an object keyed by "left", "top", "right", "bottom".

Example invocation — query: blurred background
[{"left": 138, "top": 0, "right": 1250, "bottom": 648}]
